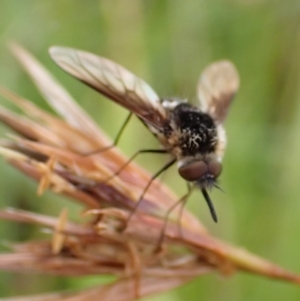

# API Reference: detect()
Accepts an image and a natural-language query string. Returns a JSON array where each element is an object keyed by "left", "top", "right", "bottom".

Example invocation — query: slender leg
[
  {"left": 104, "top": 149, "right": 168, "bottom": 182},
  {"left": 126, "top": 159, "right": 177, "bottom": 223},
  {"left": 155, "top": 186, "right": 194, "bottom": 250},
  {"left": 83, "top": 112, "right": 133, "bottom": 156},
  {"left": 177, "top": 184, "right": 195, "bottom": 238}
]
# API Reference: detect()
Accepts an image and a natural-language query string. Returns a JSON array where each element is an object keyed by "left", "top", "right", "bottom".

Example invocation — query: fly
[{"left": 49, "top": 47, "right": 240, "bottom": 223}]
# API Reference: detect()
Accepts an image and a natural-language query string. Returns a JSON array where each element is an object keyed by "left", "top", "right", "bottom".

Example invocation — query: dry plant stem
[
  {"left": 0, "top": 273, "right": 210, "bottom": 301},
  {"left": 124, "top": 215, "right": 300, "bottom": 284},
  {"left": 0, "top": 206, "right": 299, "bottom": 284}
]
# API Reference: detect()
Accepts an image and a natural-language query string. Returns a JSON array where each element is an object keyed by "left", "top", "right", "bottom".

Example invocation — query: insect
[{"left": 49, "top": 47, "right": 240, "bottom": 223}]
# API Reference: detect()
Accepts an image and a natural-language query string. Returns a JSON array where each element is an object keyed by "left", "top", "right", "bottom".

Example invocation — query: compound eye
[
  {"left": 178, "top": 161, "right": 208, "bottom": 182},
  {"left": 208, "top": 160, "right": 222, "bottom": 178}
]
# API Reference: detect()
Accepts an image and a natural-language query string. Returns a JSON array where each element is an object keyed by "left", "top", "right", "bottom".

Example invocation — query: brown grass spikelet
[{"left": 0, "top": 43, "right": 299, "bottom": 300}]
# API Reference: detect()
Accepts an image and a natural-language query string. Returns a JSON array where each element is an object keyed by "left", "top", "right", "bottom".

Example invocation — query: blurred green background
[{"left": 0, "top": 0, "right": 300, "bottom": 300}]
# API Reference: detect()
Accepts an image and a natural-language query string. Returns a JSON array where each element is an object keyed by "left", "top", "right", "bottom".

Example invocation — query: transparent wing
[
  {"left": 197, "top": 60, "right": 240, "bottom": 124},
  {"left": 49, "top": 46, "right": 167, "bottom": 129}
]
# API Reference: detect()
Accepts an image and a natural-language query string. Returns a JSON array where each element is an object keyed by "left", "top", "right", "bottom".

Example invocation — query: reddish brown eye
[
  {"left": 178, "top": 161, "right": 208, "bottom": 181},
  {"left": 208, "top": 160, "right": 222, "bottom": 178}
]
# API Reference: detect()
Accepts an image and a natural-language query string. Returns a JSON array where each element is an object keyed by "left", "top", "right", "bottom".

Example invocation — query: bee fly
[{"left": 49, "top": 47, "right": 240, "bottom": 223}]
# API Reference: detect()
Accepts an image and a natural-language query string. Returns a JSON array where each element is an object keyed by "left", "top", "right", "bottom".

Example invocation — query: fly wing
[
  {"left": 197, "top": 60, "right": 239, "bottom": 124},
  {"left": 49, "top": 46, "right": 167, "bottom": 129}
]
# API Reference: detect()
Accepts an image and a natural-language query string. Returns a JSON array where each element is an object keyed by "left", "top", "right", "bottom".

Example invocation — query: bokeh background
[{"left": 0, "top": 0, "right": 300, "bottom": 300}]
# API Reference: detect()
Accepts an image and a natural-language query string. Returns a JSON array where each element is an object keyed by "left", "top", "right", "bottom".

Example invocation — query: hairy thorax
[{"left": 162, "top": 103, "right": 219, "bottom": 160}]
